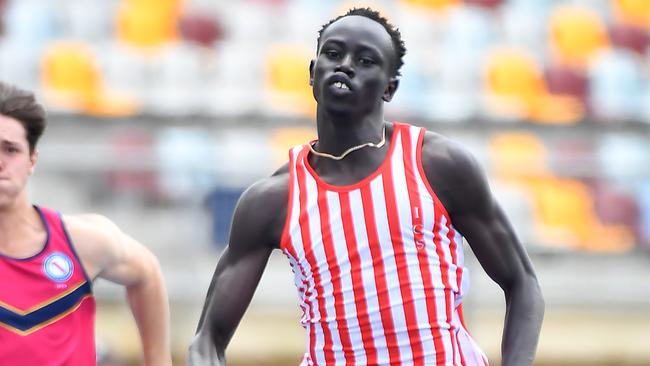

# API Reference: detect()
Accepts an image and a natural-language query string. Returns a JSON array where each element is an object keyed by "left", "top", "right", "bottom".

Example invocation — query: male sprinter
[
  {"left": 0, "top": 81, "right": 172, "bottom": 365},
  {"left": 190, "top": 8, "right": 544, "bottom": 366}
]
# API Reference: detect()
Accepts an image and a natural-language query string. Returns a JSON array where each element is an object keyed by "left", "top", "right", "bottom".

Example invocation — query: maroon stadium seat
[
  {"left": 609, "top": 23, "right": 649, "bottom": 55},
  {"left": 179, "top": 13, "right": 223, "bottom": 47},
  {"left": 544, "top": 64, "right": 589, "bottom": 104},
  {"left": 464, "top": 0, "right": 503, "bottom": 10}
]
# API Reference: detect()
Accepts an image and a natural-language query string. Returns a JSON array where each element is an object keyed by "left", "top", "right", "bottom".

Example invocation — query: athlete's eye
[
  {"left": 324, "top": 50, "right": 340, "bottom": 59},
  {"left": 3, "top": 145, "right": 19, "bottom": 154},
  {"left": 359, "top": 57, "right": 376, "bottom": 66}
]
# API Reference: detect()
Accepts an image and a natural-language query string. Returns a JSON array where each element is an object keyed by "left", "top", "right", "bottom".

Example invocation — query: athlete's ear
[
  {"left": 309, "top": 59, "right": 315, "bottom": 86},
  {"left": 29, "top": 149, "right": 38, "bottom": 175},
  {"left": 382, "top": 77, "right": 399, "bottom": 102}
]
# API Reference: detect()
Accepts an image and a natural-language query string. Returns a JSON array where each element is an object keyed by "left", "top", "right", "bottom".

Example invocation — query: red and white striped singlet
[{"left": 280, "top": 122, "right": 489, "bottom": 365}]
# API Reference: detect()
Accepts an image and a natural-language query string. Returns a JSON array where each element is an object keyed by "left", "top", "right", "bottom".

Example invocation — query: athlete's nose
[{"left": 335, "top": 54, "right": 355, "bottom": 77}]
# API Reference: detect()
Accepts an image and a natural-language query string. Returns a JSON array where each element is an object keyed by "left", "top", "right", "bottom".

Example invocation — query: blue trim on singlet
[
  {"left": 0, "top": 281, "right": 92, "bottom": 333},
  {"left": 56, "top": 212, "right": 93, "bottom": 285}
]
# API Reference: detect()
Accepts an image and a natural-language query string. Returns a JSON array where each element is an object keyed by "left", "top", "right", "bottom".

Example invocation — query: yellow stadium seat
[
  {"left": 116, "top": 0, "right": 180, "bottom": 48},
  {"left": 83, "top": 90, "right": 139, "bottom": 117},
  {"left": 528, "top": 94, "right": 584, "bottom": 124},
  {"left": 613, "top": 0, "right": 650, "bottom": 29},
  {"left": 526, "top": 177, "right": 633, "bottom": 251},
  {"left": 483, "top": 47, "right": 545, "bottom": 120},
  {"left": 265, "top": 45, "right": 315, "bottom": 116},
  {"left": 41, "top": 42, "right": 101, "bottom": 109},
  {"left": 489, "top": 133, "right": 632, "bottom": 251},
  {"left": 549, "top": 5, "right": 609, "bottom": 68},
  {"left": 489, "top": 132, "right": 549, "bottom": 179},
  {"left": 483, "top": 47, "right": 583, "bottom": 123},
  {"left": 41, "top": 42, "right": 138, "bottom": 116}
]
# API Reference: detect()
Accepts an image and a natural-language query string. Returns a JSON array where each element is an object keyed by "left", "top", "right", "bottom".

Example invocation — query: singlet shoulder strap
[
  {"left": 35, "top": 206, "right": 93, "bottom": 284},
  {"left": 280, "top": 145, "right": 304, "bottom": 251},
  {"left": 37, "top": 206, "right": 67, "bottom": 250}
]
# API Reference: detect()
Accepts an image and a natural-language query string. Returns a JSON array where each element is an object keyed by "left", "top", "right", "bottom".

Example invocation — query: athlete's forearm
[
  {"left": 126, "top": 255, "right": 172, "bottom": 366},
  {"left": 501, "top": 275, "right": 545, "bottom": 366}
]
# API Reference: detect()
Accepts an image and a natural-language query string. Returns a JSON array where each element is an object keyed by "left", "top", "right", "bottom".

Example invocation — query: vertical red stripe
[
  {"left": 432, "top": 206, "right": 453, "bottom": 364},
  {"left": 457, "top": 329, "right": 468, "bottom": 366},
  {"left": 446, "top": 224, "right": 463, "bottom": 365},
  {"left": 339, "top": 191, "right": 378, "bottom": 364},
  {"left": 295, "top": 150, "right": 335, "bottom": 365},
  {"left": 360, "top": 185, "right": 402, "bottom": 365},
  {"left": 316, "top": 186, "right": 355, "bottom": 364},
  {"left": 447, "top": 288, "right": 458, "bottom": 365},
  {"left": 401, "top": 127, "right": 446, "bottom": 365},
  {"left": 457, "top": 304, "right": 467, "bottom": 330},
  {"left": 447, "top": 226, "right": 464, "bottom": 300},
  {"left": 412, "top": 125, "right": 460, "bottom": 364},
  {"left": 381, "top": 144, "right": 425, "bottom": 363}
]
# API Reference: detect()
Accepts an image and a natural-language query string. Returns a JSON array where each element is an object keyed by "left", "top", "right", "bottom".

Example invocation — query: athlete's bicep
[
  {"left": 454, "top": 197, "right": 536, "bottom": 290},
  {"left": 441, "top": 146, "right": 537, "bottom": 289},
  {"left": 65, "top": 214, "right": 158, "bottom": 285},
  {"left": 97, "top": 232, "right": 160, "bottom": 287}
]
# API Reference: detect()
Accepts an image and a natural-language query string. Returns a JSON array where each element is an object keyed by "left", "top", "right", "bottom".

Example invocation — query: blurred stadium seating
[
  {"left": 2, "top": 0, "right": 649, "bottom": 365},
  {"left": 1, "top": 0, "right": 646, "bottom": 123}
]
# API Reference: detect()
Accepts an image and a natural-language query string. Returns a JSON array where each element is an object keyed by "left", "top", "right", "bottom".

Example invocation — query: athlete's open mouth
[
  {"left": 331, "top": 81, "right": 350, "bottom": 90},
  {"left": 328, "top": 74, "right": 353, "bottom": 92}
]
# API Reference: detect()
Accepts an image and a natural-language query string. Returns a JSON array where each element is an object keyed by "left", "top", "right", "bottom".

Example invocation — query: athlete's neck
[
  {"left": 0, "top": 198, "right": 44, "bottom": 257},
  {"left": 314, "top": 107, "right": 386, "bottom": 157}
]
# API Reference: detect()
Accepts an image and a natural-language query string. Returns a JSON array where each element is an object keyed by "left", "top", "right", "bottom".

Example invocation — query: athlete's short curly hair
[{"left": 317, "top": 7, "right": 407, "bottom": 77}]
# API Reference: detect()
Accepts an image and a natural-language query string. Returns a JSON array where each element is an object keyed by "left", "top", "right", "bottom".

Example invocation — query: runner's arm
[
  {"left": 67, "top": 215, "right": 172, "bottom": 366},
  {"left": 422, "top": 138, "right": 544, "bottom": 366},
  {"left": 188, "top": 179, "right": 278, "bottom": 366}
]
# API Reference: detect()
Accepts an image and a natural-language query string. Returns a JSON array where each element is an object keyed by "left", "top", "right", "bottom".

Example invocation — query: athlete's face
[
  {"left": 310, "top": 16, "right": 399, "bottom": 115},
  {"left": 0, "top": 115, "right": 37, "bottom": 208}
]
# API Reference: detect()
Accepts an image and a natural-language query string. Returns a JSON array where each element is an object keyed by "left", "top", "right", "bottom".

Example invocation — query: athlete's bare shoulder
[
  {"left": 63, "top": 213, "right": 123, "bottom": 241},
  {"left": 420, "top": 130, "right": 478, "bottom": 172},
  {"left": 63, "top": 213, "right": 121, "bottom": 246},
  {"left": 61, "top": 213, "right": 124, "bottom": 278},
  {"left": 247, "top": 162, "right": 289, "bottom": 214},
  {"left": 420, "top": 130, "right": 489, "bottom": 217},
  {"left": 230, "top": 163, "right": 290, "bottom": 250}
]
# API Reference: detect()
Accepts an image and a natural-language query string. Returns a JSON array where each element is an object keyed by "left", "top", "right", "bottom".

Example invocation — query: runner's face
[
  {"left": 0, "top": 115, "right": 37, "bottom": 208},
  {"left": 311, "top": 15, "right": 398, "bottom": 115}
]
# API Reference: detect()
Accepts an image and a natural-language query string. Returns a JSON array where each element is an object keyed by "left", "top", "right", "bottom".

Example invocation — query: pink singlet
[{"left": 0, "top": 206, "right": 96, "bottom": 366}]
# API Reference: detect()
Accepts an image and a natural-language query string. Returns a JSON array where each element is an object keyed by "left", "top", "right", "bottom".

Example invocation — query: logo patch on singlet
[{"left": 43, "top": 252, "right": 74, "bottom": 282}]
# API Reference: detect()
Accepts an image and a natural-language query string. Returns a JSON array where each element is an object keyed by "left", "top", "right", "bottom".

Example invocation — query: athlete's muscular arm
[
  {"left": 64, "top": 215, "right": 172, "bottom": 366},
  {"left": 188, "top": 167, "right": 289, "bottom": 366},
  {"left": 421, "top": 133, "right": 544, "bottom": 366}
]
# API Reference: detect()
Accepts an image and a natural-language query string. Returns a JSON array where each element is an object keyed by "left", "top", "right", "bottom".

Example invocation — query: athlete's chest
[{"left": 0, "top": 235, "right": 47, "bottom": 259}]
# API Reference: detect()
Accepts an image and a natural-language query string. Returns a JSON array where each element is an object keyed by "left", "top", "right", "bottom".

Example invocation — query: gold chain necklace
[{"left": 308, "top": 124, "right": 386, "bottom": 161}]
